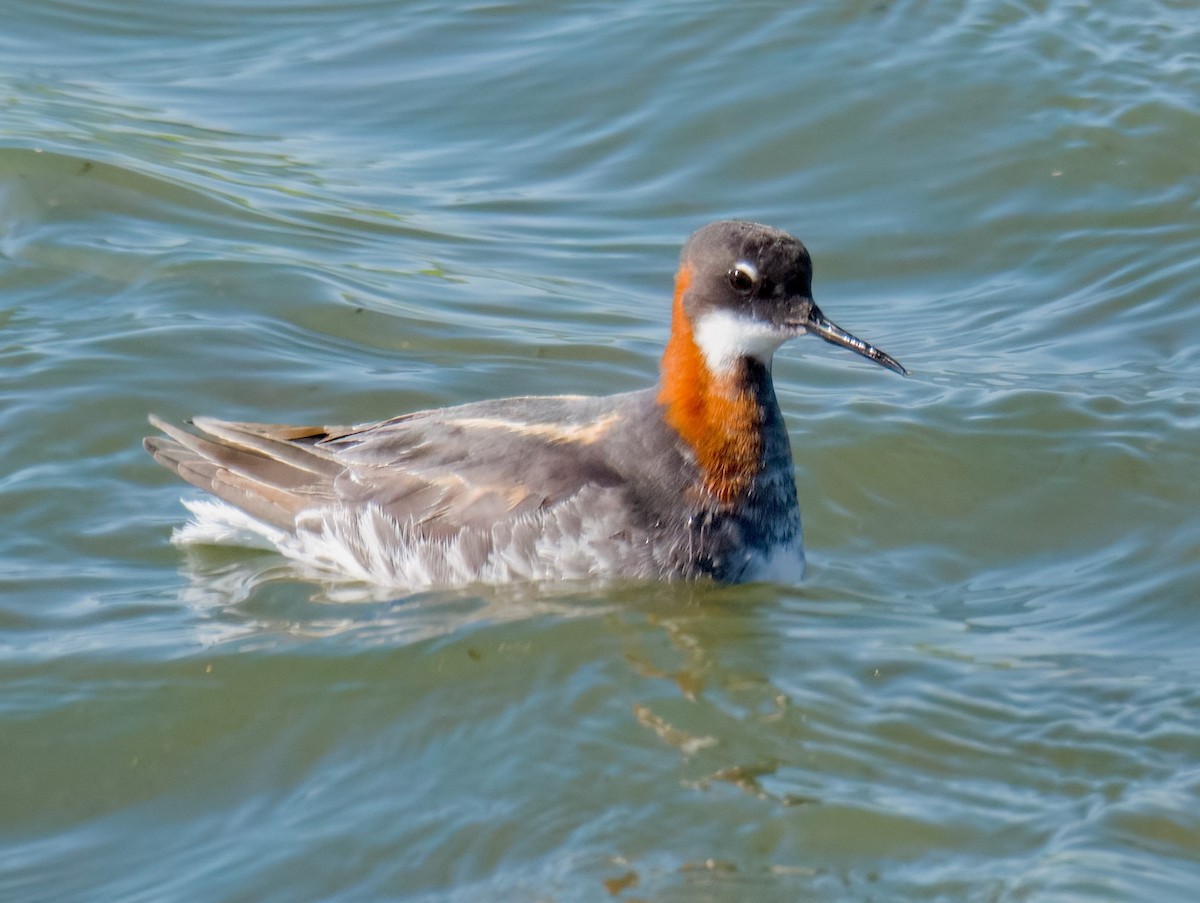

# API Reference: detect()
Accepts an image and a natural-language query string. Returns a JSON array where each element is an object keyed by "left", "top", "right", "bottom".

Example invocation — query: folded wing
[{"left": 144, "top": 393, "right": 642, "bottom": 537}]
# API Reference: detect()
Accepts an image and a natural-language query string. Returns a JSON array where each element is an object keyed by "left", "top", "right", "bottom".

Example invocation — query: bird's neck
[{"left": 657, "top": 267, "right": 780, "bottom": 507}]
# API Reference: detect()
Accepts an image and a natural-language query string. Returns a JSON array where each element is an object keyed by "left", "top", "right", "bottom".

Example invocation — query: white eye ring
[{"left": 728, "top": 261, "right": 759, "bottom": 292}]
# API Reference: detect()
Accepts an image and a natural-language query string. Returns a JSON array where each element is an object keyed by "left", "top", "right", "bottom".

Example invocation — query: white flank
[
  {"left": 172, "top": 489, "right": 660, "bottom": 590},
  {"left": 175, "top": 498, "right": 287, "bottom": 550},
  {"left": 692, "top": 308, "right": 797, "bottom": 374}
]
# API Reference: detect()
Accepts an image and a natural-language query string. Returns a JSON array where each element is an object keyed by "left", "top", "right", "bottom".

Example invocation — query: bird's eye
[{"left": 727, "top": 262, "right": 758, "bottom": 293}]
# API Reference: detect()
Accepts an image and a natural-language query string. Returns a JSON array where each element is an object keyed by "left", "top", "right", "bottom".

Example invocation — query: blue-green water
[{"left": 3, "top": 1, "right": 1199, "bottom": 900}]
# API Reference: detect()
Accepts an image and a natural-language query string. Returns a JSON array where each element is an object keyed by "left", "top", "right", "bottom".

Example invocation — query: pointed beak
[{"left": 801, "top": 304, "right": 908, "bottom": 376}]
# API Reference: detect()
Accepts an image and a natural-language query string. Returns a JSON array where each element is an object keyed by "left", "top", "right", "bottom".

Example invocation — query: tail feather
[
  {"left": 145, "top": 415, "right": 344, "bottom": 530},
  {"left": 190, "top": 416, "right": 345, "bottom": 478}
]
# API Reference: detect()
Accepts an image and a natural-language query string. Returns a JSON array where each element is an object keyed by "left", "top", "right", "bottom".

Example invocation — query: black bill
[{"left": 804, "top": 305, "right": 907, "bottom": 376}]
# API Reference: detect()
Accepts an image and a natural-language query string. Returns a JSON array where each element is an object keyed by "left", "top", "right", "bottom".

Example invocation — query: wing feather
[{"left": 146, "top": 391, "right": 648, "bottom": 537}]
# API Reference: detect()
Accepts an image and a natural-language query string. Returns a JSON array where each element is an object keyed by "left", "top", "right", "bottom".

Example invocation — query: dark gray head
[{"left": 677, "top": 220, "right": 906, "bottom": 376}]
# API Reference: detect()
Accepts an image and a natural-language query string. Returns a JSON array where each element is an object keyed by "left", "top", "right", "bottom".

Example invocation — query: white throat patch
[{"left": 692, "top": 309, "right": 797, "bottom": 374}]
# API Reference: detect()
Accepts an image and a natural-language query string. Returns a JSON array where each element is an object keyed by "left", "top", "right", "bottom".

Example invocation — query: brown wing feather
[
  {"left": 145, "top": 415, "right": 341, "bottom": 528},
  {"left": 190, "top": 417, "right": 345, "bottom": 477},
  {"left": 146, "top": 392, "right": 649, "bottom": 537}
]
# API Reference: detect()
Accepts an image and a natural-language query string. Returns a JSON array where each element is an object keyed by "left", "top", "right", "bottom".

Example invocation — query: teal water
[{"left": 3, "top": 1, "right": 1200, "bottom": 899}]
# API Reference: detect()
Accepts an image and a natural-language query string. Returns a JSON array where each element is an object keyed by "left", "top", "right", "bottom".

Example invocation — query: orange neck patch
[{"left": 657, "top": 265, "right": 765, "bottom": 507}]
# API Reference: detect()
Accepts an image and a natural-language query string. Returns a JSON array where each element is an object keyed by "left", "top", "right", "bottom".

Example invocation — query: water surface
[{"left": 2, "top": 1, "right": 1199, "bottom": 900}]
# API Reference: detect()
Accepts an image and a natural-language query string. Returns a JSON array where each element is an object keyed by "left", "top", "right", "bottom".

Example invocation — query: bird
[{"left": 145, "top": 220, "right": 905, "bottom": 589}]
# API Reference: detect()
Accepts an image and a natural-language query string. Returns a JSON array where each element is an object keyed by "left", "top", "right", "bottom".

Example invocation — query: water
[{"left": 2, "top": 0, "right": 1199, "bottom": 899}]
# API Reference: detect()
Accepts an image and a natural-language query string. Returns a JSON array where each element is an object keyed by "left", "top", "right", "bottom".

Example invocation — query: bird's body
[{"left": 146, "top": 221, "right": 905, "bottom": 589}]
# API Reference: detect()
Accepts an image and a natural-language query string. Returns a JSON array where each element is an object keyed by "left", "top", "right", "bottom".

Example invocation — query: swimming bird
[{"left": 145, "top": 220, "right": 905, "bottom": 588}]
